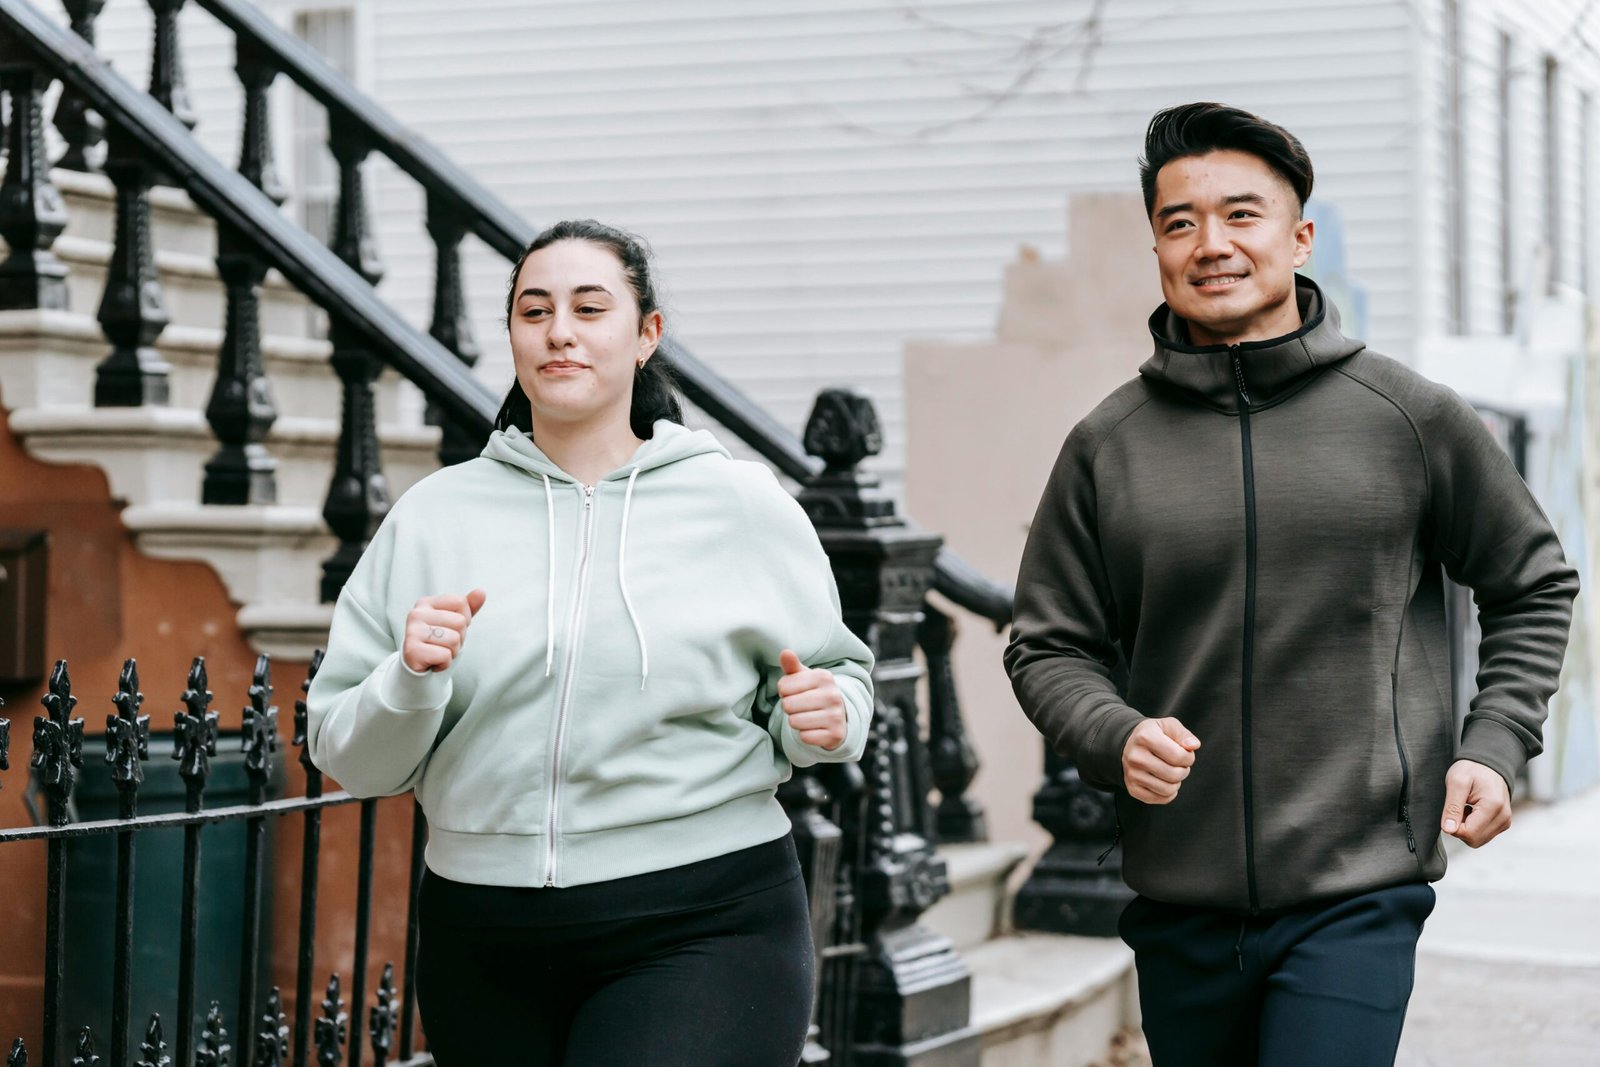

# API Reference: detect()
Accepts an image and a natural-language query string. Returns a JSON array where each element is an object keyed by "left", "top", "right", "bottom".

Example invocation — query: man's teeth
[{"left": 1197, "top": 275, "right": 1243, "bottom": 286}]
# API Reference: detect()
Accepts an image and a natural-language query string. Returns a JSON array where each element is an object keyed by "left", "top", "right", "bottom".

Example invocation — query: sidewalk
[{"left": 1396, "top": 785, "right": 1600, "bottom": 1066}]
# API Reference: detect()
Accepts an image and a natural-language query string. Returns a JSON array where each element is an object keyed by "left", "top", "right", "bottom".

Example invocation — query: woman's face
[{"left": 508, "top": 239, "right": 662, "bottom": 436}]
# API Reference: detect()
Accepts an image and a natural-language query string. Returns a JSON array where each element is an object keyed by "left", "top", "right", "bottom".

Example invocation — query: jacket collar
[{"left": 1138, "top": 275, "right": 1365, "bottom": 408}]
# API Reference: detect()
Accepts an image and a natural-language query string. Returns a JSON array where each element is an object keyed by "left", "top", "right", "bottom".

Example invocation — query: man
[{"left": 1004, "top": 102, "right": 1579, "bottom": 1067}]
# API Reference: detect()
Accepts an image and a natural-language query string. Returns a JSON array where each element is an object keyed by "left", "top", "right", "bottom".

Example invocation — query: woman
[{"left": 306, "top": 220, "right": 874, "bottom": 1066}]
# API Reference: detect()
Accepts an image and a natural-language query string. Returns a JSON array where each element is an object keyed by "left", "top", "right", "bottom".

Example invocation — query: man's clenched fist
[
  {"left": 1123, "top": 717, "right": 1201, "bottom": 805},
  {"left": 403, "top": 589, "right": 487, "bottom": 673}
]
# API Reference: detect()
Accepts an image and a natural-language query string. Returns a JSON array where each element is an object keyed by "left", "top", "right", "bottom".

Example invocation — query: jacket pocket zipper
[{"left": 1391, "top": 671, "right": 1417, "bottom": 854}]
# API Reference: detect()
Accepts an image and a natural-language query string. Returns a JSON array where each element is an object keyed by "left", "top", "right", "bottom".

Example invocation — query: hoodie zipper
[
  {"left": 545, "top": 483, "right": 597, "bottom": 887},
  {"left": 1232, "top": 347, "right": 1261, "bottom": 913}
]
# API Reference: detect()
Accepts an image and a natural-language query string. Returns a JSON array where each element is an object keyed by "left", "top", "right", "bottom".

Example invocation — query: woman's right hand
[{"left": 402, "top": 589, "right": 487, "bottom": 673}]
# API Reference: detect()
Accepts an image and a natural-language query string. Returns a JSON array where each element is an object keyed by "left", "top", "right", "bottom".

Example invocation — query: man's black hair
[{"left": 1139, "top": 102, "right": 1314, "bottom": 217}]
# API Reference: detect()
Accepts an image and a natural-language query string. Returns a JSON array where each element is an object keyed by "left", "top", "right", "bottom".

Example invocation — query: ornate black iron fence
[{"left": 0, "top": 653, "right": 430, "bottom": 1067}]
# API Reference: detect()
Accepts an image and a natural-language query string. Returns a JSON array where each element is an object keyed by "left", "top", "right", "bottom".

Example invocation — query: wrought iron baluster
[
  {"left": 320, "top": 118, "right": 389, "bottom": 603},
  {"left": 397, "top": 801, "right": 424, "bottom": 1062},
  {"left": 314, "top": 976, "right": 347, "bottom": 1067},
  {"left": 204, "top": 218, "right": 279, "bottom": 504},
  {"left": 173, "top": 657, "right": 218, "bottom": 1067},
  {"left": 145, "top": 0, "right": 197, "bottom": 134},
  {"left": 1, "top": 708, "right": 10, "bottom": 785},
  {"left": 196, "top": 1003, "right": 232, "bottom": 1067},
  {"left": 796, "top": 388, "right": 978, "bottom": 1065},
  {"left": 0, "top": 64, "right": 69, "bottom": 312},
  {"left": 367, "top": 964, "right": 395, "bottom": 1065},
  {"left": 137, "top": 1015, "right": 170, "bottom": 1067},
  {"left": 424, "top": 193, "right": 481, "bottom": 467},
  {"left": 254, "top": 989, "right": 288, "bottom": 1067},
  {"left": 918, "top": 603, "right": 986, "bottom": 844},
  {"left": 32, "top": 660, "right": 85, "bottom": 1067},
  {"left": 235, "top": 38, "right": 286, "bottom": 204},
  {"left": 779, "top": 771, "right": 842, "bottom": 1063},
  {"left": 205, "top": 37, "right": 284, "bottom": 506},
  {"left": 816, "top": 761, "right": 866, "bottom": 1065},
  {"left": 347, "top": 798, "right": 377, "bottom": 1067},
  {"left": 293, "top": 652, "right": 325, "bottom": 1067},
  {"left": 106, "top": 659, "right": 151, "bottom": 1067},
  {"left": 238, "top": 656, "right": 278, "bottom": 1060},
  {"left": 53, "top": 0, "right": 107, "bottom": 172},
  {"left": 71, "top": 1026, "right": 100, "bottom": 1066},
  {"left": 95, "top": 125, "right": 173, "bottom": 407}
]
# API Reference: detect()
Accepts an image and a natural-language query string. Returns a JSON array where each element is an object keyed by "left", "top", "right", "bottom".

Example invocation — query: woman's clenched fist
[
  {"left": 777, "top": 649, "right": 847, "bottom": 750},
  {"left": 403, "top": 589, "right": 487, "bottom": 673}
]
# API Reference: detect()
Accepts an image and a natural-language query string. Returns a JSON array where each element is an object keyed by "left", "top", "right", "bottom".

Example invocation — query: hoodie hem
[{"left": 424, "top": 791, "right": 795, "bottom": 888}]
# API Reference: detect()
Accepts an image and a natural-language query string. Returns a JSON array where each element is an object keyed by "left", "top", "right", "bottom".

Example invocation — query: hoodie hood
[
  {"left": 1139, "top": 275, "right": 1366, "bottom": 409},
  {"left": 480, "top": 418, "right": 731, "bottom": 482}
]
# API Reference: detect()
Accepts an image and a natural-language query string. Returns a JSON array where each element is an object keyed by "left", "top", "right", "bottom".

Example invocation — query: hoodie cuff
[
  {"left": 1079, "top": 704, "right": 1146, "bottom": 793},
  {"left": 1457, "top": 716, "right": 1530, "bottom": 795},
  {"left": 378, "top": 653, "right": 453, "bottom": 712}
]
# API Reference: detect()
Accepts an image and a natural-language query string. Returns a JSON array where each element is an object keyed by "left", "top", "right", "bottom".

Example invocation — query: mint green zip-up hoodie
[{"left": 306, "top": 420, "right": 875, "bottom": 888}]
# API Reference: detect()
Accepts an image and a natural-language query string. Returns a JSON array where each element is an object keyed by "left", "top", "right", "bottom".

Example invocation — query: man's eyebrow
[{"left": 1155, "top": 192, "right": 1269, "bottom": 221}]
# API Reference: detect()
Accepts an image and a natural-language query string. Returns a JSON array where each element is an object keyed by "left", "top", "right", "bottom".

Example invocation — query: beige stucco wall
[{"left": 905, "top": 192, "right": 1161, "bottom": 854}]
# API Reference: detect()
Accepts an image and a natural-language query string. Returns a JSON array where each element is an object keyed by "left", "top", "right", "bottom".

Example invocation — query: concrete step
[
  {"left": 967, "top": 933, "right": 1138, "bottom": 1067},
  {"left": 8, "top": 404, "right": 440, "bottom": 509},
  {"left": 924, "top": 841, "right": 1032, "bottom": 953},
  {"left": 54, "top": 168, "right": 221, "bottom": 260},
  {"left": 0, "top": 308, "right": 412, "bottom": 426},
  {"left": 56, "top": 233, "right": 316, "bottom": 339},
  {"left": 236, "top": 601, "right": 337, "bottom": 662}
]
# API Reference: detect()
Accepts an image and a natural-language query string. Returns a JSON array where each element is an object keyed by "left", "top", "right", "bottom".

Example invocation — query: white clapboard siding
[{"left": 78, "top": 0, "right": 1597, "bottom": 491}]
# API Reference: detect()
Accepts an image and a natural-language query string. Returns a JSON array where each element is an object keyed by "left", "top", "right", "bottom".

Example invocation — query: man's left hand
[{"left": 1441, "top": 759, "right": 1512, "bottom": 848}]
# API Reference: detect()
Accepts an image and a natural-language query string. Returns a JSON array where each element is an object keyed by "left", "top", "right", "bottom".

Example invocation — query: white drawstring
[
  {"left": 542, "top": 473, "right": 556, "bottom": 677},
  {"left": 618, "top": 466, "right": 648, "bottom": 690}
]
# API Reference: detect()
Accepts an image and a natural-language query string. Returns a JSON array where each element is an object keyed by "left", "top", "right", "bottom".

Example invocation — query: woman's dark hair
[
  {"left": 495, "top": 219, "right": 684, "bottom": 440},
  {"left": 1138, "top": 102, "right": 1314, "bottom": 218}
]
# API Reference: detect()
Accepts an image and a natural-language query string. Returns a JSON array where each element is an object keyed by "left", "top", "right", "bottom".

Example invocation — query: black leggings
[{"left": 415, "top": 837, "right": 815, "bottom": 1066}]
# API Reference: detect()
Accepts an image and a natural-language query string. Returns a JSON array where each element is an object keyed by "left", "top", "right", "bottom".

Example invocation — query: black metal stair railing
[{"left": 0, "top": 654, "right": 426, "bottom": 1067}]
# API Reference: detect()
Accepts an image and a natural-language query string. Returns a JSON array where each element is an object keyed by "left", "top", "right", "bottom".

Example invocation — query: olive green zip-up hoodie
[
  {"left": 307, "top": 421, "right": 874, "bottom": 889},
  {"left": 1006, "top": 277, "right": 1578, "bottom": 912}
]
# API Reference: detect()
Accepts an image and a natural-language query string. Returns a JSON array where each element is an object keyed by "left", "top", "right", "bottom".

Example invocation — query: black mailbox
[{"left": 0, "top": 528, "right": 47, "bottom": 685}]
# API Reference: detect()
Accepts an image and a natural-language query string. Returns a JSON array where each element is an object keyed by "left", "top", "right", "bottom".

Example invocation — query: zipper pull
[
  {"left": 584, "top": 485, "right": 595, "bottom": 508},
  {"left": 1231, "top": 345, "right": 1251, "bottom": 406}
]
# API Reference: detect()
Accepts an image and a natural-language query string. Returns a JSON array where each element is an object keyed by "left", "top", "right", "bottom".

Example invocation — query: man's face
[{"left": 1150, "top": 149, "right": 1314, "bottom": 346}]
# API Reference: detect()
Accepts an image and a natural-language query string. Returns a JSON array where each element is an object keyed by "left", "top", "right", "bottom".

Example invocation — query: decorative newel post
[
  {"left": 1013, "top": 746, "right": 1132, "bottom": 936},
  {"left": 798, "top": 388, "right": 979, "bottom": 1066}
]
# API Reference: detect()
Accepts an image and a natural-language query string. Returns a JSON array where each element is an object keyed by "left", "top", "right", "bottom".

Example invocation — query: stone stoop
[
  {"left": 969, "top": 935, "right": 1137, "bottom": 1067},
  {"left": 0, "top": 168, "right": 445, "bottom": 659},
  {"left": 921, "top": 842, "right": 1139, "bottom": 1066}
]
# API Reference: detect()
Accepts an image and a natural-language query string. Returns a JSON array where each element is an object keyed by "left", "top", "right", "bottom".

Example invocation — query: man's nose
[{"left": 1194, "top": 218, "right": 1234, "bottom": 260}]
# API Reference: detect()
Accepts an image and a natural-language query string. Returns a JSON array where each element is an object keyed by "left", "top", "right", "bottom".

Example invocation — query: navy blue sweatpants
[{"left": 1119, "top": 881, "right": 1435, "bottom": 1067}]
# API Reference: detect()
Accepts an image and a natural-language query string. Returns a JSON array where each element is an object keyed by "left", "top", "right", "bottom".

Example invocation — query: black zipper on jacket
[
  {"left": 1232, "top": 347, "right": 1261, "bottom": 913},
  {"left": 1391, "top": 673, "right": 1417, "bottom": 853}
]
